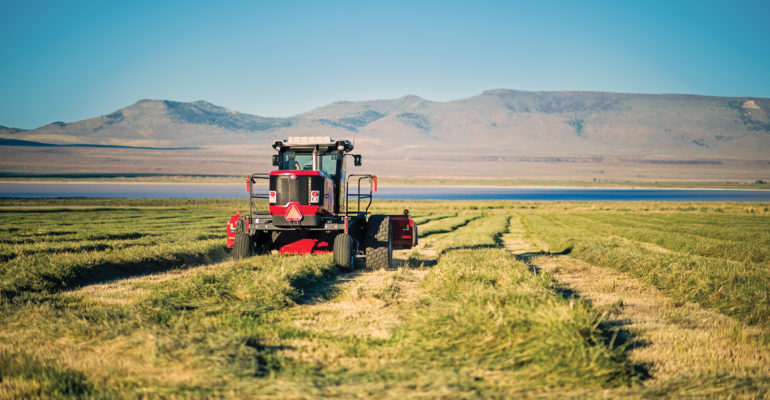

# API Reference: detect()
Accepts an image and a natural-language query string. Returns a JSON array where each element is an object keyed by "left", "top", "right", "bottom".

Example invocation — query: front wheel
[
  {"left": 232, "top": 218, "right": 252, "bottom": 260},
  {"left": 232, "top": 231, "right": 252, "bottom": 260},
  {"left": 334, "top": 233, "right": 355, "bottom": 271}
]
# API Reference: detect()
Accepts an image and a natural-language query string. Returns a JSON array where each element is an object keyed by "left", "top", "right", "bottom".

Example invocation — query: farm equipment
[{"left": 226, "top": 136, "right": 417, "bottom": 270}]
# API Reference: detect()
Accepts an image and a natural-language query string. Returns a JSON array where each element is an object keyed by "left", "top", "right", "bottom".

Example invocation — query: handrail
[
  {"left": 344, "top": 174, "right": 374, "bottom": 216},
  {"left": 248, "top": 173, "right": 270, "bottom": 217}
]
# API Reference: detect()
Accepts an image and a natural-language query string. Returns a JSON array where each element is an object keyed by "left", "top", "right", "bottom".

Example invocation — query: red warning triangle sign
[{"left": 284, "top": 204, "right": 303, "bottom": 222}]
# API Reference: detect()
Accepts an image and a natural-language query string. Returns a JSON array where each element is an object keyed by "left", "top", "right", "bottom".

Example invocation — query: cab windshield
[
  {"left": 280, "top": 151, "right": 340, "bottom": 177},
  {"left": 281, "top": 152, "right": 313, "bottom": 171}
]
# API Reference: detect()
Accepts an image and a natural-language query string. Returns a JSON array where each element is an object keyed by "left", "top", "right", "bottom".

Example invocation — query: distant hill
[
  {"left": 296, "top": 90, "right": 770, "bottom": 158},
  {"left": 4, "top": 90, "right": 769, "bottom": 157},
  {"left": 0, "top": 100, "right": 290, "bottom": 148},
  {"left": 0, "top": 125, "right": 27, "bottom": 135},
  {"left": 1, "top": 90, "right": 769, "bottom": 181}
]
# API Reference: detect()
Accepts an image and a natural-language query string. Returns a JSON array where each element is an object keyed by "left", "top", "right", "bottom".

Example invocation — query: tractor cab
[
  {"left": 267, "top": 137, "right": 358, "bottom": 222},
  {"left": 270, "top": 137, "right": 356, "bottom": 215}
]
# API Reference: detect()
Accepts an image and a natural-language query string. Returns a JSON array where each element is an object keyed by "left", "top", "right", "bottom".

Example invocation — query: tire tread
[
  {"left": 334, "top": 233, "right": 354, "bottom": 271},
  {"left": 366, "top": 215, "right": 391, "bottom": 269}
]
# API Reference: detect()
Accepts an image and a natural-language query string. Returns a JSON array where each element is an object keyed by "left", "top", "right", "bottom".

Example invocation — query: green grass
[
  {"left": 518, "top": 205, "right": 770, "bottom": 326},
  {"left": 1, "top": 198, "right": 768, "bottom": 398},
  {"left": 409, "top": 248, "right": 641, "bottom": 390},
  {"left": 210, "top": 209, "right": 644, "bottom": 396},
  {"left": 570, "top": 213, "right": 770, "bottom": 263},
  {"left": 416, "top": 211, "right": 480, "bottom": 238},
  {"left": 401, "top": 211, "right": 641, "bottom": 390},
  {"left": 0, "top": 206, "right": 233, "bottom": 301}
]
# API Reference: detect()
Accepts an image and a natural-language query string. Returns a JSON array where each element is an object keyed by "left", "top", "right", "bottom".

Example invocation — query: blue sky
[{"left": 1, "top": 0, "right": 769, "bottom": 129}]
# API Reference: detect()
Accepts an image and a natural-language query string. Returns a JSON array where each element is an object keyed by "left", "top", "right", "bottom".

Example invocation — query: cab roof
[{"left": 272, "top": 136, "right": 353, "bottom": 152}]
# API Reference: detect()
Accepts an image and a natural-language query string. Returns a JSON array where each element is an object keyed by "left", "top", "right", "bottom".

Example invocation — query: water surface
[{"left": 1, "top": 182, "right": 769, "bottom": 201}]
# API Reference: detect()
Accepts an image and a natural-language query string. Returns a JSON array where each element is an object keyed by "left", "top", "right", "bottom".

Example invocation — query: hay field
[{"left": 1, "top": 198, "right": 768, "bottom": 398}]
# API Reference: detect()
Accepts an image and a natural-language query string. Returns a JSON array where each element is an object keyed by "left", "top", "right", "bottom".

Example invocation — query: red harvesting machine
[{"left": 226, "top": 136, "right": 417, "bottom": 270}]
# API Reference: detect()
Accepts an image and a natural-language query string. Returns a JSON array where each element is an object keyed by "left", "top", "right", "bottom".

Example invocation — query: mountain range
[{"left": 1, "top": 90, "right": 769, "bottom": 181}]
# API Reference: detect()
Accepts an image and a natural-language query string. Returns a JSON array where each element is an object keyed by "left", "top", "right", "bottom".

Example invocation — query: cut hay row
[{"left": 519, "top": 211, "right": 770, "bottom": 326}]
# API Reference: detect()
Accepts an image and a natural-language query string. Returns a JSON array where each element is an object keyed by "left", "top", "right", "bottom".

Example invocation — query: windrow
[{"left": 519, "top": 211, "right": 770, "bottom": 326}]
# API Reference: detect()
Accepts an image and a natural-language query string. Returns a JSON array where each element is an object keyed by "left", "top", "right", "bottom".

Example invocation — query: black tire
[
  {"left": 232, "top": 232, "right": 252, "bottom": 260},
  {"left": 365, "top": 215, "right": 392, "bottom": 269},
  {"left": 232, "top": 218, "right": 252, "bottom": 260},
  {"left": 333, "top": 233, "right": 355, "bottom": 271}
]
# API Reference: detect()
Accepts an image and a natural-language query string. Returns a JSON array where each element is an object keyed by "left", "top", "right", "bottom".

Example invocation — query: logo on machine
[
  {"left": 284, "top": 203, "right": 303, "bottom": 222},
  {"left": 290, "top": 174, "right": 297, "bottom": 180}
]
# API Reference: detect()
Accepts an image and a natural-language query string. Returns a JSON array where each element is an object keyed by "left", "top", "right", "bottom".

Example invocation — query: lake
[{"left": 1, "top": 182, "right": 769, "bottom": 201}]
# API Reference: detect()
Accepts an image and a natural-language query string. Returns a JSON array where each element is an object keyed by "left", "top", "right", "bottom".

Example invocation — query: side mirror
[
  {"left": 354, "top": 155, "right": 362, "bottom": 166},
  {"left": 272, "top": 155, "right": 279, "bottom": 166}
]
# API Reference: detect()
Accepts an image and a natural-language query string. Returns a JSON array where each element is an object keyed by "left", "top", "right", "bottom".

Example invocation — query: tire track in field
[
  {"left": 507, "top": 213, "right": 770, "bottom": 397},
  {"left": 70, "top": 260, "right": 230, "bottom": 305},
  {"left": 417, "top": 213, "right": 482, "bottom": 239},
  {"left": 410, "top": 211, "right": 456, "bottom": 226},
  {"left": 274, "top": 210, "right": 501, "bottom": 353}
]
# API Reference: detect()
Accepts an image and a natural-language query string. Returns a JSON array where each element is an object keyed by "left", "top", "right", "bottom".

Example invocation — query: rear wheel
[
  {"left": 365, "top": 215, "right": 392, "bottom": 269},
  {"left": 333, "top": 233, "right": 355, "bottom": 271}
]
